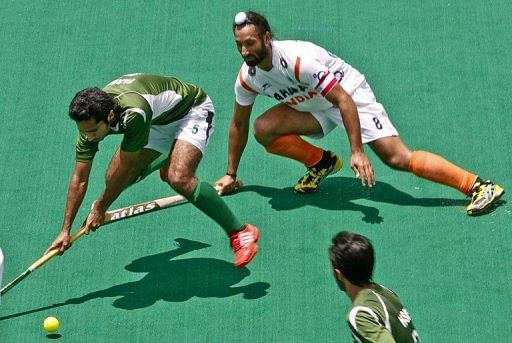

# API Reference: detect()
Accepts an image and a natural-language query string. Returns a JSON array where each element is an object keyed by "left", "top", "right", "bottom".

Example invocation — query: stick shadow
[
  {"left": 240, "top": 176, "right": 468, "bottom": 224},
  {"left": 0, "top": 238, "right": 270, "bottom": 320}
]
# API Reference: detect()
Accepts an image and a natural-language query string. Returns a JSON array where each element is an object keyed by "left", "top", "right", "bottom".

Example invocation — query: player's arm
[
  {"left": 86, "top": 148, "right": 146, "bottom": 232},
  {"left": 325, "top": 85, "right": 375, "bottom": 187},
  {"left": 215, "top": 101, "right": 253, "bottom": 195},
  {"left": 46, "top": 160, "right": 92, "bottom": 253},
  {"left": 86, "top": 109, "right": 151, "bottom": 232}
]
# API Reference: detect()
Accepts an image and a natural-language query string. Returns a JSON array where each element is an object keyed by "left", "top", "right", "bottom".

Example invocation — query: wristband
[{"left": 226, "top": 172, "right": 237, "bottom": 179}]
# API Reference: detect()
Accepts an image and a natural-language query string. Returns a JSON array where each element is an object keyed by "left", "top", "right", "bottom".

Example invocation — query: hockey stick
[{"left": 0, "top": 180, "right": 243, "bottom": 297}]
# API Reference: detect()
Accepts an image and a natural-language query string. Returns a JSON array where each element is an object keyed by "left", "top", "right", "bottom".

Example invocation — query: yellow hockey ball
[{"left": 43, "top": 316, "right": 60, "bottom": 333}]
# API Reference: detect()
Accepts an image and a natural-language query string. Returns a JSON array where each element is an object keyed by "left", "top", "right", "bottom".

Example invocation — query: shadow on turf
[
  {"left": 241, "top": 176, "right": 467, "bottom": 224},
  {"left": 46, "top": 333, "right": 62, "bottom": 339},
  {"left": 0, "top": 239, "right": 270, "bottom": 320}
]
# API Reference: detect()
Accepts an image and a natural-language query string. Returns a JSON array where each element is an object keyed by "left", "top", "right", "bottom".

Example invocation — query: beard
[{"left": 243, "top": 47, "right": 268, "bottom": 67}]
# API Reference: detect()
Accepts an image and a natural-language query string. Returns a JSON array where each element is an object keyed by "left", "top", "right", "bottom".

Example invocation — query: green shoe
[{"left": 294, "top": 151, "right": 343, "bottom": 194}]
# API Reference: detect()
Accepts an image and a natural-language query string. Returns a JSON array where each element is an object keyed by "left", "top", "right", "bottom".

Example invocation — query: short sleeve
[
  {"left": 348, "top": 306, "right": 396, "bottom": 343},
  {"left": 235, "top": 71, "right": 258, "bottom": 106},
  {"left": 75, "top": 130, "right": 99, "bottom": 162},
  {"left": 120, "top": 110, "right": 150, "bottom": 152}
]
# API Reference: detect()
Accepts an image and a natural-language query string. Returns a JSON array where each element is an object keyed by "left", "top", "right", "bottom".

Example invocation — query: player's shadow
[
  {"left": 71, "top": 238, "right": 269, "bottom": 309},
  {"left": 0, "top": 239, "right": 270, "bottom": 320},
  {"left": 241, "top": 176, "right": 467, "bottom": 224}
]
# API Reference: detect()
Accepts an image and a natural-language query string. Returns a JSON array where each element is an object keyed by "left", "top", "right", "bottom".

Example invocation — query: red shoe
[{"left": 229, "top": 224, "right": 260, "bottom": 268}]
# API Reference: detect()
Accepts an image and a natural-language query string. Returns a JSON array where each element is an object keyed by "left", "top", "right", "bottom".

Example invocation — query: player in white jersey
[{"left": 215, "top": 11, "right": 504, "bottom": 216}]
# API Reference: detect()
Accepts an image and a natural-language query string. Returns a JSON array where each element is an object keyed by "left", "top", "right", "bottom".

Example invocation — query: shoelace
[
  {"left": 301, "top": 167, "right": 329, "bottom": 184},
  {"left": 238, "top": 232, "right": 255, "bottom": 246},
  {"left": 472, "top": 183, "right": 491, "bottom": 203},
  {"left": 479, "top": 183, "right": 493, "bottom": 200}
]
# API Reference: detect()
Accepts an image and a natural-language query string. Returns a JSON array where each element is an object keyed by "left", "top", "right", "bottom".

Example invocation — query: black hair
[
  {"left": 329, "top": 231, "right": 374, "bottom": 286},
  {"left": 69, "top": 87, "right": 118, "bottom": 123},
  {"left": 232, "top": 11, "right": 273, "bottom": 38}
]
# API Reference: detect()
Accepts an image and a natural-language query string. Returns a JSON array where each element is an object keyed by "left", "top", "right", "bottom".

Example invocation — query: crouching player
[{"left": 47, "top": 73, "right": 259, "bottom": 268}]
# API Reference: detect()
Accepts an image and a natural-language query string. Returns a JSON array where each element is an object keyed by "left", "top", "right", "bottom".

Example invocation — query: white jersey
[{"left": 235, "top": 40, "right": 366, "bottom": 112}]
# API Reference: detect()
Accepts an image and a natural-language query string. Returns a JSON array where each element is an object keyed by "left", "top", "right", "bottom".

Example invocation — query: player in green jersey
[
  {"left": 46, "top": 73, "right": 259, "bottom": 268},
  {"left": 330, "top": 231, "right": 420, "bottom": 342}
]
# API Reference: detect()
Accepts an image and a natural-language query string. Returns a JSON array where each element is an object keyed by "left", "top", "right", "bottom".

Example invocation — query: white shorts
[
  {"left": 310, "top": 81, "right": 398, "bottom": 143},
  {"left": 144, "top": 96, "right": 215, "bottom": 155}
]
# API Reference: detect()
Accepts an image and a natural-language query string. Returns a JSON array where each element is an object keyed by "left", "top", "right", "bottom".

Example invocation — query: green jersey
[
  {"left": 75, "top": 73, "right": 207, "bottom": 161},
  {"left": 347, "top": 284, "right": 420, "bottom": 343}
]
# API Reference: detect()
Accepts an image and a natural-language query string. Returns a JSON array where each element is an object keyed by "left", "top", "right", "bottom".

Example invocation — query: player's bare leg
[
  {"left": 369, "top": 136, "right": 504, "bottom": 215},
  {"left": 164, "top": 139, "right": 259, "bottom": 267},
  {"left": 164, "top": 139, "right": 202, "bottom": 197},
  {"left": 254, "top": 103, "right": 343, "bottom": 193},
  {"left": 253, "top": 103, "right": 323, "bottom": 144},
  {"left": 367, "top": 136, "right": 411, "bottom": 171}
]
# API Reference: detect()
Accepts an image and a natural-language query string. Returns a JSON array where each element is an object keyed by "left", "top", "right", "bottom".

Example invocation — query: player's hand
[
  {"left": 215, "top": 174, "right": 237, "bottom": 195},
  {"left": 350, "top": 151, "right": 375, "bottom": 187},
  {"left": 45, "top": 230, "right": 72, "bottom": 255},
  {"left": 84, "top": 204, "right": 106, "bottom": 234}
]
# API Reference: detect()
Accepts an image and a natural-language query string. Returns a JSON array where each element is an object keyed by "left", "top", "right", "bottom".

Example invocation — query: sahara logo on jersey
[
  {"left": 285, "top": 92, "right": 317, "bottom": 106},
  {"left": 109, "top": 202, "right": 158, "bottom": 220},
  {"left": 272, "top": 84, "right": 317, "bottom": 105}
]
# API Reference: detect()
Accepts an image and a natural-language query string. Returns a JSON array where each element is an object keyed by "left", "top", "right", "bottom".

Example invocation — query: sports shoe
[
  {"left": 229, "top": 224, "right": 260, "bottom": 268},
  {"left": 466, "top": 179, "right": 505, "bottom": 215},
  {"left": 294, "top": 151, "right": 343, "bottom": 193}
]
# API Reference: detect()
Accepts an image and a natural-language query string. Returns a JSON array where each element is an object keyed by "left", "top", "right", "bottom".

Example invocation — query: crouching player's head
[{"left": 69, "top": 87, "right": 120, "bottom": 143}]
